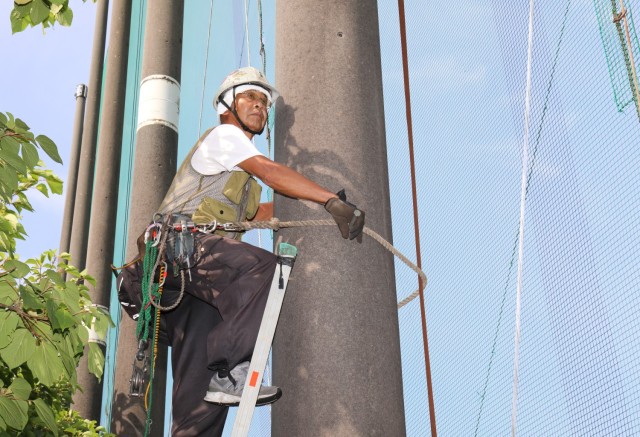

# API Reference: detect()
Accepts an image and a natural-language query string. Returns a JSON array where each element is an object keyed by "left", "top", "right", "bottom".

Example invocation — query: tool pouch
[
  {"left": 222, "top": 171, "right": 262, "bottom": 220},
  {"left": 165, "top": 214, "right": 201, "bottom": 273}
]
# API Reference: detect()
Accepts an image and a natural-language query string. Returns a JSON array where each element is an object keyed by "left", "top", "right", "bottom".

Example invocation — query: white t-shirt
[{"left": 191, "top": 124, "right": 264, "bottom": 175}]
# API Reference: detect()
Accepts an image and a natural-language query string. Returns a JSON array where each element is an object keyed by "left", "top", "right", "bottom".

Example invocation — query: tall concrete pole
[
  {"left": 273, "top": 1, "right": 406, "bottom": 436},
  {"left": 59, "top": 84, "right": 87, "bottom": 256},
  {"left": 72, "top": 0, "right": 132, "bottom": 421},
  {"left": 110, "top": 1, "right": 183, "bottom": 435},
  {"left": 68, "top": 0, "right": 109, "bottom": 270}
]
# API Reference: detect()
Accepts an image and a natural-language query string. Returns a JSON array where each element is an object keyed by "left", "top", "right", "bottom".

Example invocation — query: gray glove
[{"left": 324, "top": 189, "right": 365, "bottom": 243}]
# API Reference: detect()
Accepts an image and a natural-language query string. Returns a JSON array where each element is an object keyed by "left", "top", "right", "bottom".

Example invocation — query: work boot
[{"left": 204, "top": 361, "right": 282, "bottom": 406}]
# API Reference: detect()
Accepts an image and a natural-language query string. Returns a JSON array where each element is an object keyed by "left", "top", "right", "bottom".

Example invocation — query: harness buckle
[{"left": 222, "top": 222, "right": 243, "bottom": 232}]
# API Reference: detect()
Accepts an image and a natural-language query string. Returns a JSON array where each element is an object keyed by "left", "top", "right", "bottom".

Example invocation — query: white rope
[
  {"left": 244, "top": 0, "right": 252, "bottom": 66},
  {"left": 512, "top": 1, "right": 535, "bottom": 435},
  {"left": 197, "top": 0, "right": 215, "bottom": 137}
]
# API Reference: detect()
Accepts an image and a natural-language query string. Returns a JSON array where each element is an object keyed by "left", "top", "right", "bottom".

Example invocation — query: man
[{"left": 155, "top": 67, "right": 365, "bottom": 436}]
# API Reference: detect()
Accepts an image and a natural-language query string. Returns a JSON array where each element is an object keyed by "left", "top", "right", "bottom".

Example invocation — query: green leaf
[
  {"left": 45, "top": 269, "right": 64, "bottom": 287},
  {"left": 13, "top": 118, "right": 29, "bottom": 133},
  {"left": 87, "top": 342, "right": 104, "bottom": 380},
  {"left": 57, "top": 344, "right": 76, "bottom": 379},
  {"left": 5, "top": 113, "right": 15, "bottom": 128},
  {"left": 35, "top": 135, "right": 61, "bottom": 164},
  {"left": 0, "top": 134, "right": 20, "bottom": 152},
  {"left": 10, "top": 10, "right": 28, "bottom": 34},
  {"left": 53, "top": 306, "right": 75, "bottom": 330},
  {"left": 35, "top": 183, "right": 49, "bottom": 197},
  {"left": 0, "top": 114, "right": 7, "bottom": 125},
  {"left": 57, "top": 6, "right": 73, "bottom": 26},
  {"left": 33, "top": 399, "right": 57, "bottom": 436},
  {"left": 8, "top": 378, "right": 31, "bottom": 401},
  {"left": 0, "top": 282, "right": 18, "bottom": 306},
  {"left": 0, "top": 167, "right": 19, "bottom": 196},
  {"left": 0, "top": 215, "right": 17, "bottom": 235},
  {"left": 45, "top": 175, "right": 63, "bottom": 195},
  {"left": 29, "top": 0, "right": 51, "bottom": 25},
  {"left": 19, "top": 285, "right": 44, "bottom": 311},
  {"left": 26, "top": 341, "right": 65, "bottom": 386},
  {"left": 77, "top": 319, "right": 88, "bottom": 344},
  {"left": 0, "top": 149, "right": 27, "bottom": 175},
  {"left": 0, "top": 328, "right": 37, "bottom": 368},
  {"left": 0, "top": 396, "right": 28, "bottom": 431},
  {"left": 61, "top": 282, "right": 81, "bottom": 314},
  {"left": 45, "top": 299, "right": 61, "bottom": 330},
  {"left": 50, "top": 3, "right": 63, "bottom": 14},
  {"left": 0, "top": 312, "right": 20, "bottom": 349},
  {"left": 3, "top": 260, "right": 30, "bottom": 278},
  {"left": 20, "top": 142, "right": 39, "bottom": 169}
]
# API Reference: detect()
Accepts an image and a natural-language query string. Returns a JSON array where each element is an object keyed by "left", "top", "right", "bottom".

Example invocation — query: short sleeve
[{"left": 191, "top": 124, "right": 264, "bottom": 175}]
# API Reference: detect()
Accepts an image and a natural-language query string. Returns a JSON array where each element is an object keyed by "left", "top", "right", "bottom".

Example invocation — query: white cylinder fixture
[
  {"left": 85, "top": 304, "right": 110, "bottom": 346},
  {"left": 137, "top": 74, "right": 180, "bottom": 132}
]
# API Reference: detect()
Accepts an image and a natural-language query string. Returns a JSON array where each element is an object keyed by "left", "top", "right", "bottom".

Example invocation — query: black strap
[{"left": 219, "top": 86, "right": 265, "bottom": 136}]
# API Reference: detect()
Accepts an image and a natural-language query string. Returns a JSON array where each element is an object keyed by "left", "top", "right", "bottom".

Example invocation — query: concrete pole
[
  {"left": 59, "top": 84, "right": 87, "bottom": 256},
  {"left": 68, "top": 0, "right": 109, "bottom": 270},
  {"left": 273, "top": 1, "right": 406, "bottom": 436},
  {"left": 110, "top": 1, "right": 183, "bottom": 435},
  {"left": 72, "top": 0, "right": 132, "bottom": 421}
]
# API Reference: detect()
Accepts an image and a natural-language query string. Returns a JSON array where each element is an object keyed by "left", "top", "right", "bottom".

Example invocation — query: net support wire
[{"left": 512, "top": 0, "right": 535, "bottom": 435}]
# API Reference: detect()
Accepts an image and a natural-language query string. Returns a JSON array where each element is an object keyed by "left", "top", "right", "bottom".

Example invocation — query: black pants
[{"left": 161, "top": 234, "right": 277, "bottom": 436}]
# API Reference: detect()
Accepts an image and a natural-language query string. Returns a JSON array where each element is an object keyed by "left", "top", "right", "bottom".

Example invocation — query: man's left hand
[{"left": 324, "top": 190, "right": 365, "bottom": 243}]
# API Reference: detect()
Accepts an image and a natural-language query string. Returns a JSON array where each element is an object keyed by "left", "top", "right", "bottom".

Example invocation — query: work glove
[{"left": 324, "top": 189, "right": 365, "bottom": 243}]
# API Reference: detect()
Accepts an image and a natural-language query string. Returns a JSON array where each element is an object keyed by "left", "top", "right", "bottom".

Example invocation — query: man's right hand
[{"left": 324, "top": 190, "right": 365, "bottom": 243}]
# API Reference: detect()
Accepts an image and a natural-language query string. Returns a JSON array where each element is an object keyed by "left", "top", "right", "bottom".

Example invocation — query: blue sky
[{"left": 0, "top": 2, "right": 97, "bottom": 260}]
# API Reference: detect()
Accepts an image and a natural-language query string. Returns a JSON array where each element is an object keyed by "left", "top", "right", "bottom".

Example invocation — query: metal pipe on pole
[
  {"left": 72, "top": 0, "right": 132, "bottom": 421},
  {"left": 68, "top": 0, "right": 109, "bottom": 270},
  {"left": 273, "top": 1, "right": 406, "bottom": 435},
  {"left": 59, "top": 84, "right": 87, "bottom": 256},
  {"left": 110, "top": 1, "right": 184, "bottom": 434}
]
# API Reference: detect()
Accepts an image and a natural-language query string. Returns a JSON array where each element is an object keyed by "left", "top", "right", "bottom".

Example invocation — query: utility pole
[
  {"left": 110, "top": 1, "right": 184, "bottom": 435},
  {"left": 59, "top": 84, "right": 87, "bottom": 256},
  {"left": 68, "top": 0, "right": 109, "bottom": 270},
  {"left": 273, "top": 1, "right": 406, "bottom": 436},
  {"left": 72, "top": 0, "right": 132, "bottom": 421}
]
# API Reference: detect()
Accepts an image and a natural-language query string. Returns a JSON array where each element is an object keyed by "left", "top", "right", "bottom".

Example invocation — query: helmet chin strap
[{"left": 220, "top": 87, "right": 265, "bottom": 135}]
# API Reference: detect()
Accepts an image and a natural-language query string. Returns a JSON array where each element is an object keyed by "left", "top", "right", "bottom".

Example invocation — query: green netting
[{"left": 594, "top": 0, "right": 640, "bottom": 116}]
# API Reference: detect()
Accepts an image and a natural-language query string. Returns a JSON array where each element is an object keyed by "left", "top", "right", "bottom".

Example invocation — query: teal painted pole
[{"left": 110, "top": 1, "right": 183, "bottom": 435}]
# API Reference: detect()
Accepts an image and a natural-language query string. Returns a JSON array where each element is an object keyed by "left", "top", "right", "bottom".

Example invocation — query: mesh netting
[{"left": 380, "top": 0, "right": 640, "bottom": 435}]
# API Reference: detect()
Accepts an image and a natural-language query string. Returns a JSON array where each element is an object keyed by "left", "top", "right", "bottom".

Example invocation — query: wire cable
[
  {"left": 512, "top": 0, "right": 535, "bottom": 435},
  {"left": 244, "top": 0, "right": 252, "bottom": 66},
  {"left": 197, "top": 0, "right": 215, "bottom": 137}
]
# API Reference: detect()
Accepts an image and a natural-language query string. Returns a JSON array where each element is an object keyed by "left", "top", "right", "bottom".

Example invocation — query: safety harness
[{"left": 127, "top": 214, "right": 253, "bottom": 436}]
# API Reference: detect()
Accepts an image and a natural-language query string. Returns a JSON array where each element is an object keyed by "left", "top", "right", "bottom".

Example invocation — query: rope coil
[{"left": 227, "top": 218, "right": 427, "bottom": 309}]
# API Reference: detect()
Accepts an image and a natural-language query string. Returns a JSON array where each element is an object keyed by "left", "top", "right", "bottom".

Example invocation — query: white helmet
[{"left": 213, "top": 67, "right": 279, "bottom": 110}]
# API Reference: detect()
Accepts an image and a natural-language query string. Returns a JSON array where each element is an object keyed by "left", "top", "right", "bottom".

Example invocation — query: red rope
[{"left": 396, "top": 0, "right": 437, "bottom": 435}]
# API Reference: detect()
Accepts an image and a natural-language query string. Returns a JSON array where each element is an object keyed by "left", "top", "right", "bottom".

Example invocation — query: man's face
[{"left": 234, "top": 90, "right": 269, "bottom": 132}]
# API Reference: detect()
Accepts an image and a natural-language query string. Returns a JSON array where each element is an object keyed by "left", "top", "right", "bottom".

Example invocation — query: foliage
[
  {"left": 10, "top": 0, "right": 97, "bottom": 34},
  {"left": 0, "top": 112, "right": 62, "bottom": 257},
  {"left": 0, "top": 112, "right": 114, "bottom": 435}
]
